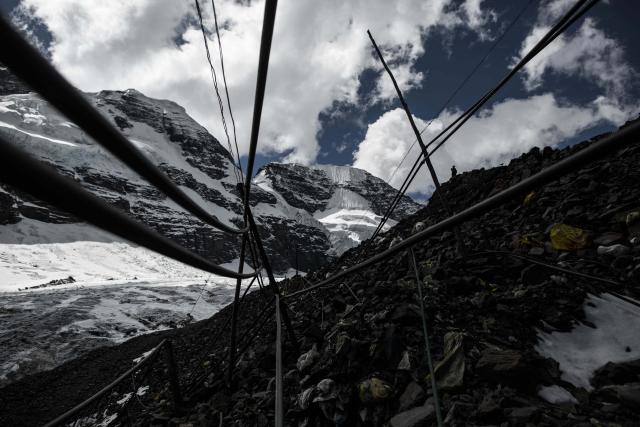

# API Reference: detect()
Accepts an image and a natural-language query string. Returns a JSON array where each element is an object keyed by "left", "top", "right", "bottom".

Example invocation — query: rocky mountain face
[
  {"left": 3, "top": 119, "right": 639, "bottom": 426},
  {"left": 0, "top": 71, "right": 419, "bottom": 272},
  {"left": 0, "top": 85, "right": 245, "bottom": 263},
  {"left": 253, "top": 163, "right": 421, "bottom": 258}
]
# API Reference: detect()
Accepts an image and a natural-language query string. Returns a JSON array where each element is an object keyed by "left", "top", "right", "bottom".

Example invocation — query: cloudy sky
[{"left": 2, "top": 0, "right": 639, "bottom": 200}]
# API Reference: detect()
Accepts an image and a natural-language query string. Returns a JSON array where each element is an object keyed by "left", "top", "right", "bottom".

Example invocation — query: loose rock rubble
[{"left": 1, "top": 120, "right": 640, "bottom": 426}]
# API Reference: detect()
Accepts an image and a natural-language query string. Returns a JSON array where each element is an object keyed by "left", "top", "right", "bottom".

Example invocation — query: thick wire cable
[
  {"left": 210, "top": 0, "right": 243, "bottom": 180},
  {"left": 386, "top": 0, "right": 534, "bottom": 185},
  {"left": 0, "top": 15, "right": 247, "bottom": 236},
  {"left": 194, "top": 0, "right": 244, "bottom": 185},
  {"left": 428, "top": 0, "right": 598, "bottom": 157},
  {"left": 275, "top": 293, "right": 283, "bottom": 427},
  {"left": 410, "top": 249, "right": 442, "bottom": 427},
  {"left": 187, "top": 275, "right": 212, "bottom": 318},
  {"left": 371, "top": 0, "right": 596, "bottom": 241},
  {"left": 473, "top": 250, "right": 621, "bottom": 286},
  {"left": 284, "top": 119, "right": 640, "bottom": 300},
  {"left": 0, "top": 137, "right": 255, "bottom": 280},
  {"left": 372, "top": 0, "right": 535, "bottom": 239}
]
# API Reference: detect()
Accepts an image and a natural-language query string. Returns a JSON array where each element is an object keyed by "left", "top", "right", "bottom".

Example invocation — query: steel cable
[
  {"left": 210, "top": 0, "right": 243, "bottom": 179},
  {"left": 0, "top": 137, "right": 256, "bottom": 280},
  {"left": 194, "top": 0, "right": 243, "bottom": 185},
  {"left": 285, "top": 119, "right": 640, "bottom": 299},
  {"left": 386, "top": 0, "right": 535, "bottom": 185},
  {"left": 370, "top": 0, "right": 596, "bottom": 242},
  {"left": 0, "top": 14, "right": 247, "bottom": 235},
  {"left": 410, "top": 249, "right": 443, "bottom": 427}
]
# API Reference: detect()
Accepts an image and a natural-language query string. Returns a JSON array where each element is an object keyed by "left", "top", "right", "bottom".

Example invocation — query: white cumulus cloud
[
  {"left": 353, "top": 0, "right": 638, "bottom": 199},
  {"left": 12, "top": 0, "right": 496, "bottom": 165},
  {"left": 353, "top": 94, "right": 637, "bottom": 197},
  {"left": 515, "top": 1, "right": 636, "bottom": 97}
]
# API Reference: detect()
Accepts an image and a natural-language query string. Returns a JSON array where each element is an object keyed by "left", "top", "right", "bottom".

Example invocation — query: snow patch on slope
[
  {"left": 312, "top": 164, "right": 369, "bottom": 185},
  {"left": 254, "top": 164, "right": 406, "bottom": 256},
  {"left": 253, "top": 170, "right": 325, "bottom": 229},
  {"left": 0, "top": 241, "right": 208, "bottom": 292},
  {"left": 0, "top": 120, "right": 77, "bottom": 147},
  {"left": 536, "top": 293, "right": 640, "bottom": 390}
]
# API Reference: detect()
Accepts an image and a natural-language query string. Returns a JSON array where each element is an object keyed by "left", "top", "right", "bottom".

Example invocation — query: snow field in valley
[{"left": 0, "top": 240, "right": 255, "bottom": 386}]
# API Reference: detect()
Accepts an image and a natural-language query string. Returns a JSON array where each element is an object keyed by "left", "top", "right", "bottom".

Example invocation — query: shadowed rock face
[
  {"left": 0, "top": 71, "right": 420, "bottom": 271},
  {"left": 253, "top": 163, "right": 422, "bottom": 256},
  {"left": 257, "top": 163, "right": 419, "bottom": 221},
  {"left": 0, "top": 66, "right": 30, "bottom": 96}
]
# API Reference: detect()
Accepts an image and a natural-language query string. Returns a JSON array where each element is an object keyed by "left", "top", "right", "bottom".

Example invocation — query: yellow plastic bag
[
  {"left": 359, "top": 377, "right": 392, "bottom": 403},
  {"left": 523, "top": 191, "right": 537, "bottom": 206},
  {"left": 549, "top": 223, "right": 589, "bottom": 251}
]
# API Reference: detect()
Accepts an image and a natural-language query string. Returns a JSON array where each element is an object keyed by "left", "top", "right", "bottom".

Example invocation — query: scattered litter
[
  {"left": 432, "top": 332, "right": 465, "bottom": 390},
  {"left": 136, "top": 385, "right": 149, "bottom": 396},
  {"left": 359, "top": 377, "right": 392, "bottom": 403},
  {"left": 597, "top": 244, "right": 631, "bottom": 257},
  {"left": 523, "top": 191, "right": 536, "bottom": 206},
  {"left": 314, "top": 378, "right": 337, "bottom": 402},
  {"left": 538, "top": 385, "right": 577, "bottom": 404},
  {"left": 133, "top": 349, "right": 154, "bottom": 364},
  {"left": 549, "top": 224, "right": 589, "bottom": 251},
  {"left": 116, "top": 392, "right": 133, "bottom": 406},
  {"left": 297, "top": 344, "right": 319, "bottom": 372}
]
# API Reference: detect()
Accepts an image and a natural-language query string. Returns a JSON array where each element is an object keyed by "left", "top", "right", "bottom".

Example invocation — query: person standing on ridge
[{"left": 451, "top": 164, "right": 457, "bottom": 178}]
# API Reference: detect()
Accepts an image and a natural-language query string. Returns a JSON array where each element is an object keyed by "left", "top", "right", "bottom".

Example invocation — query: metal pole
[
  {"left": 284, "top": 119, "right": 640, "bottom": 299},
  {"left": 367, "top": 30, "right": 464, "bottom": 252},
  {"left": 274, "top": 294, "right": 284, "bottom": 427},
  {"left": 410, "top": 249, "right": 443, "bottom": 426},
  {"left": 0, "top": 137, "right": 256, "bottom": 280},
  {"left": 164, "top": 340, "right": 183, "bottom": 411},
  {"left": 246, "top": 208, "right": 300, "bottom": 353},
  {"left": 227, "top": 234, "right": 248, "bottom": 387}
]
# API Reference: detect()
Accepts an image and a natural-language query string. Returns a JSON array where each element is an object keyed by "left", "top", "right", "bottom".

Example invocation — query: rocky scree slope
[
  {"left": 1, "top": 119, "right": 640, "bottom": 426},
  {"left": 0, "top": 71, "right": 418, "bottom": 271}
]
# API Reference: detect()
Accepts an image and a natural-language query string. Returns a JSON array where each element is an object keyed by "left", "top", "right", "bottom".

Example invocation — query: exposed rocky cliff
[{"left": 253, "top": 163, "right": 421, "bottom": 257}]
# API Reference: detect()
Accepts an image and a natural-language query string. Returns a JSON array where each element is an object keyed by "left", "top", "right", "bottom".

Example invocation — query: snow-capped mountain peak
[{"left": 0, "top": 70, "right": 420, "bottom": 271}]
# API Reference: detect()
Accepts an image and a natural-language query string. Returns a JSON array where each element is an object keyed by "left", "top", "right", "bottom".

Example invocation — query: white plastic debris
[
  {"left": 314, "top": 378, "right": 338, "bottom": 402},
  {"left": 397, "top": 351, "right": 411, "bottom": 370},
  {"left": 412, "top": 222, "right": 426, "bottom": 234},
  {"left": 538, "top": 385, "right": 578, "bottom": 404},
  {"left": 136, "top": 385, "right": 149, "bottom": 396},
  {"left": 597, "top": 244, "right": 631, "bottom": 257},
  {"left": 116, "top": 392, "right": 133, "bottom": 406},
  {"left": 132, "top": 349, "right": 153, "bottom": 364},
  {"left": 296, "top": 344, "right": 320, "bottom": 372},
  {"left": 389, "top": 236, "right": 403, "bottom": 248},
  {"left": 298, "top": 387, "right": 314, "bottom": 409}
]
